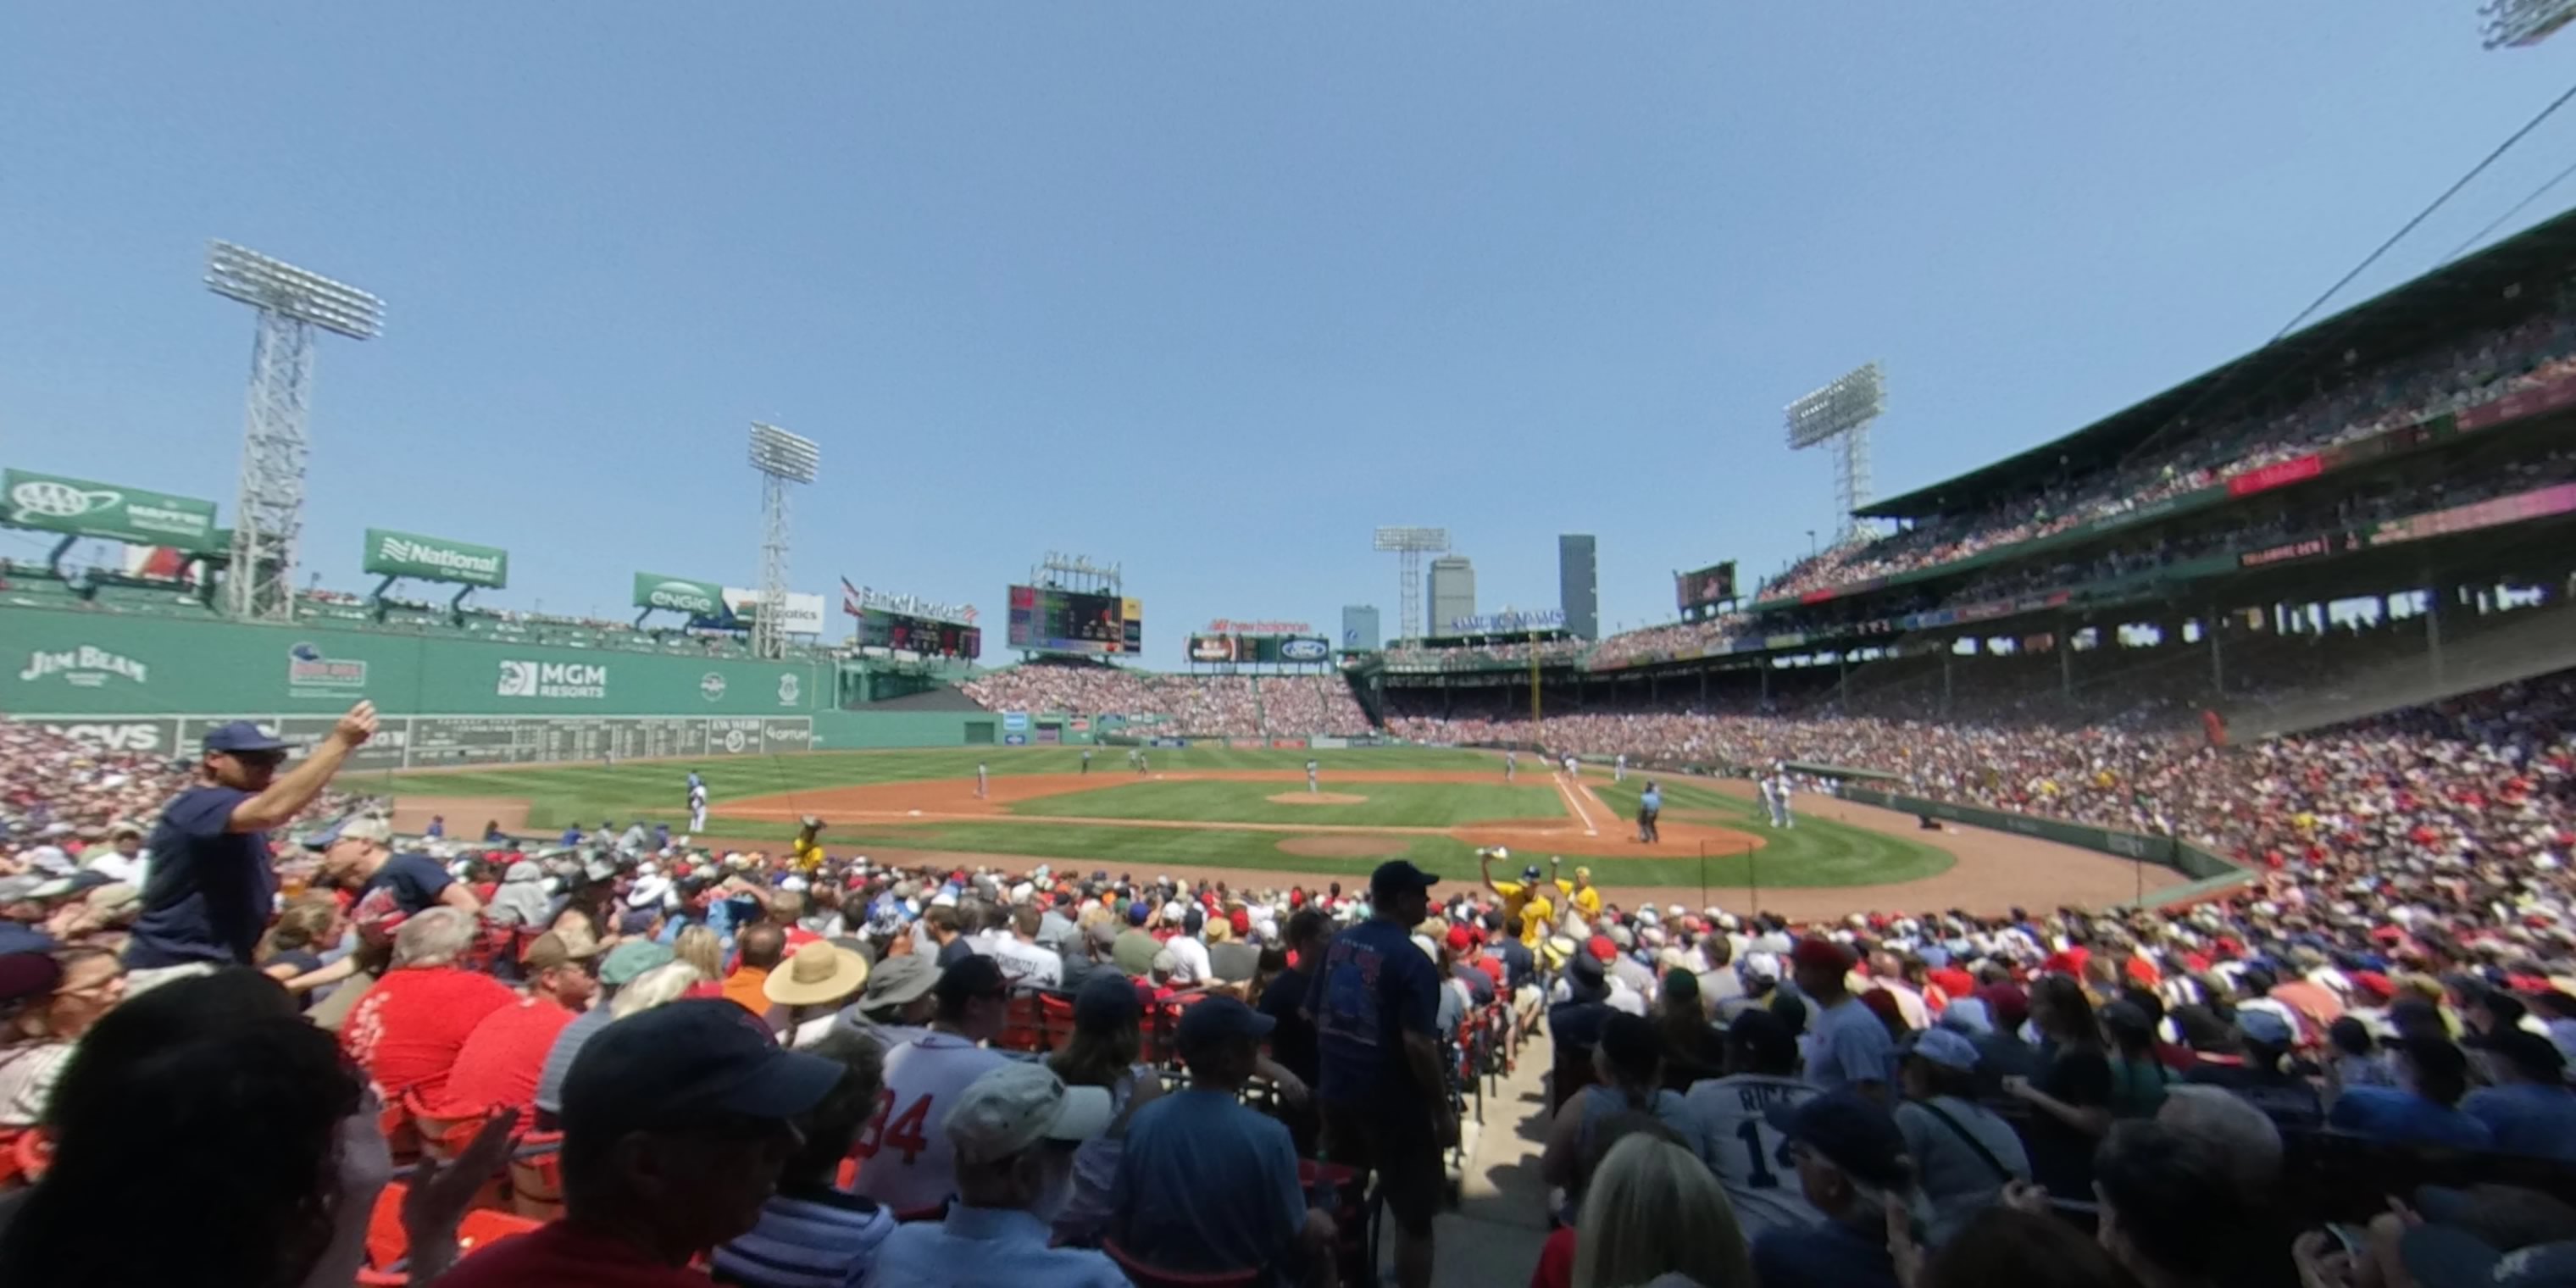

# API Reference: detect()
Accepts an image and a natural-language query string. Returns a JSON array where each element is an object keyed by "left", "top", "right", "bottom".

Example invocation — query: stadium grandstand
[{"left": 16, "top": 83, "right": 2576, "bottom": 1288}]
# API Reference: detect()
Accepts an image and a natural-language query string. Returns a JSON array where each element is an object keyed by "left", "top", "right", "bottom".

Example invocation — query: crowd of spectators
[
  {"left": 1752, "top": 307, "right": 2576, "bottom": 607},
  {"left": 5, "top": 687, "right": 2576, "bottom": 1285},
  {"left": 1384, "top": 637, "right": 1590, "bottom": 670},
  {"left": 961, "top": 661, "right": 1368, "bottom": 736},
  {"left": 1257, "top": 675, "right": 1374, "bottom": 737},
  {"left": 1584, "top": 303, "right": 2576, "bottom": 675}
]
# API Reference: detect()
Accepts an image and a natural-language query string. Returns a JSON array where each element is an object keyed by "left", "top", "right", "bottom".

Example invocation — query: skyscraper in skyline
[
  {"left": 1427, "top": 555, "right": 1474, "bottom": 636},
  {"left": 1557, "top": 534, "right": 1597, "bottom": 640}
]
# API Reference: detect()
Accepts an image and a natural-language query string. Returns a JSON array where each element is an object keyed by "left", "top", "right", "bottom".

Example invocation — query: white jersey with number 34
[
  {"left": 1682, "top": 1074, "right": 1824, "bottom": 1239},
  {"left": 850, "top": 1032, "right": 1011, "bottom": 1215}
]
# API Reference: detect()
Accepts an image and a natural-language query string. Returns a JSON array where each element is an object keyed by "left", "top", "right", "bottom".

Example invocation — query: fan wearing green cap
[
  {"left": 868, "top": 1061, "right": 1123, "bottom": 1286},
  {"left": 535, "top": 939, "right": 677, "bottom": 1124}
]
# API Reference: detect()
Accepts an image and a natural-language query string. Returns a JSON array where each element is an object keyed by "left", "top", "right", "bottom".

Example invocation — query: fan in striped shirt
[{"left": 712, "top": 1029, "right": 896, "bottom": 1288}]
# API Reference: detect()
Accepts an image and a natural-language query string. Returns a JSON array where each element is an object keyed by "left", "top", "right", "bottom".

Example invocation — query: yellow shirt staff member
[
  {"left": 791, "top": 813, "right": 826, "bottom": 873},
  {"left": 1478, "top": 847, "right": 1555, "bottom": 949},
  {"left": 1555, "top": 860, "right": 1604, "bottom": 921}
]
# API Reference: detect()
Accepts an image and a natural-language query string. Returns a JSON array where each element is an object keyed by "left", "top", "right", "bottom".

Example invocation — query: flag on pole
[{"left": 841, "top": 577, "right": 863, "bottom": 617}]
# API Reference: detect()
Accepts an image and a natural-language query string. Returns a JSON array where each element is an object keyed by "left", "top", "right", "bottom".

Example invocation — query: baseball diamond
[{"left": 365, "top": 746, "right": 2167, "bottom": 918}]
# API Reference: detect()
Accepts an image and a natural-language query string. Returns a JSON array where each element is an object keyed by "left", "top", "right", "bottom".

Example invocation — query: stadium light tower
[
  {"left": 1372, "top": 526, "right": 1449, "bottom": 644},
  {"left": 204, "top": 241, "right": 384, "bottom": 620},
  {"left": 748, "top": 422, "right": 819, "bottom": 659},
  {"left": 1785, "top": 362, "right": 1885, "bottom": 543},
  {"left": 2483, "top": 0, "right": 2576, "bottom": 47}
]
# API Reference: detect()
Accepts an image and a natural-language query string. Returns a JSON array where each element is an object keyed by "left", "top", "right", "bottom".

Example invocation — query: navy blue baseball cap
[
  {"left": 1176, "top": 995, "right": 1276, "bottom": 1055},
  {"left": 561, "top": 999, "right": 842, "bottom": 1139},
  {"left": 1767, "top": 1090, "right": 1910, "bottom": 1191},
  {"left": 1369, "top": 860, "right": 1440, "bottom": 897},
  {"left": 202, "top": 721, "right": 291, "bottom": 754}
]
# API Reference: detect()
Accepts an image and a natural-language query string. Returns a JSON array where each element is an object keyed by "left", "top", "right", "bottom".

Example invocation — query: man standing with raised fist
[{"left": 127, "top": 700, "right": 379, "bottom": 990}]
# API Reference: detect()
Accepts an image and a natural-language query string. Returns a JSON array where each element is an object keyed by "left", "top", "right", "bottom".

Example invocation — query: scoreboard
[
  {"left": 858, "top": 609, "right": 982, "bottom": 659},
  {"left": 1676, "top": 561, "right": 1738, "bottom": 621},
  {"left": 1008, "top": 585, "right": 1142, "bottom": 656}
]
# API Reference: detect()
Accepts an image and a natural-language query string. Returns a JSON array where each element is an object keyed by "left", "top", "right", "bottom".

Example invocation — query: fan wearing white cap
[{"left": 866, "top": 1062, "right": 1124, "bottom": 1287}]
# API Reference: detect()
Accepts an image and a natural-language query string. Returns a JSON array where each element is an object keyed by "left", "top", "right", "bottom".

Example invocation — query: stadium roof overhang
[{"left": 1860, "top": 207, "right": 2576, "bottom": 522}]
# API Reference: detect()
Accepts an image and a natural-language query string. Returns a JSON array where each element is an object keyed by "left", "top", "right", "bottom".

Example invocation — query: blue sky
[{"left": 5, "top": 4, "right": 2574, "bottom": 664}]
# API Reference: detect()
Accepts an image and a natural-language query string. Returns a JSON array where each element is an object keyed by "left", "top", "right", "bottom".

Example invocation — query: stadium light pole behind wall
[
  {"left": 748, "top": 423, "right": 819, "bottom": 660},
  {"left": 2484, "top": 0, "right": 2576, "bottom": 47},
  {"left": 205, "top": 241, "right": 384, "bottom": 621},
  {"left": 1371, "top": 526, "right": 1449, "bottom": 645},
  {"left": 1785, "top": 362, "right": 1885, "bottom": 544}
]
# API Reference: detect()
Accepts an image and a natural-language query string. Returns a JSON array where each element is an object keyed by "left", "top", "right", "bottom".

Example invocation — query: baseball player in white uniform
[
  {"left": 976, "top": 762, "right": 988, "bottom": 799},
  {"left": 1769, "top": 769, "right": 1796, "bottom": 829},
  {"left": 1505, "top": 751, "right": 1517, "bottom": 781},
  {"left": 1614, "top": 752, "right": 1627, "bottom": 784},
  {"left": 1562, "top": 753, "right": 1579, "bottom": 779},
  {"left": 686, "top": 771, "right": 709, "bottom": 833},
  {"left": 1306, "top": 758, "right": 1319, "bottom": 794}
]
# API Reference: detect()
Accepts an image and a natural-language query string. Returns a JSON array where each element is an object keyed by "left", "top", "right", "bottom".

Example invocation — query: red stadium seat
[
  {"left": 405, "top": 1090, "right": 486, "bottom": 1164},
  {"left": 365, "top": 1181, "right": 410, "bottom": 1279},
  {"left": 377, "top": 1095, "right": 421, "bottom": 1166},
  {"left": 508, "top": 1132, "right": 564, "bottom": 1221},
  {"left": 997, "top": 988, "right": 1047, "bottom": 1052},
  {"left": 1102, "top": 1237, "right": 1260, "bottom": 1288},
  {"left": 455, "top": 1208, "right": 542, "bottom": 1253},
  {"left": 1039, "top": 990, "right": 1079, "bottom": 1052}
]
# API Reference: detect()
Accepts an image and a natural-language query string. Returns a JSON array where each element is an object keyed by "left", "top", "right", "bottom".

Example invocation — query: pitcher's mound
[
  {"left": 1269, "top": 791, "right": 1368, "bottom": 805},
  {"left": 1279, "top": 835, "right": 1407, "bottom": 858}
]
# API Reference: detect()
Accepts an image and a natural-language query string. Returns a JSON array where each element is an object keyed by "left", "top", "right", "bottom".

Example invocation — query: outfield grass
[
  {"left": 1005, "top": 780, "right": 1559, "bottom": 828},
  {"left": 368, "top": 746, "right": 1500, "bottom": 832},
  {"left": 374, "top": 747, "right": 1953, "bottom": 891}
]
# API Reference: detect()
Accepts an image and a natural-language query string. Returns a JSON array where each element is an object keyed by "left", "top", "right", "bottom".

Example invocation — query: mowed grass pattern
[
  {"left": 1005, "top": 780, "right": 1558, "bottom": 827},
  {"left": 367, "top": 746, "right": 1501, "bottom": 832},
  {"left": 374, "top": 747, "right": 1952, "bottom": 890}
]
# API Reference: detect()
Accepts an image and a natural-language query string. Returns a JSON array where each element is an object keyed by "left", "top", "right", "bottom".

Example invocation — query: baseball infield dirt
[
  {"left": 386, "top": 797, "right": 529, "bottom": 837},
  {"left": 1275, "top": 835, "right": 1412, "bottom": 859}
]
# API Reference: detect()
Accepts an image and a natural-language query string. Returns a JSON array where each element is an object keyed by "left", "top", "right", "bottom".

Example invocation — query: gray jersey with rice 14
[{"left": 1684, "top": 1074, "right": 1824, "bottom": 1239}]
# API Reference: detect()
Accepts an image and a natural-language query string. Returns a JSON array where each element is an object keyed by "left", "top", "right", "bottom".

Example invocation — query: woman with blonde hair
[
  {"left": 611, "top": 960, "right": 706, "bottom": 1019},
  {"left": 672, "top": 924, "right": 724, "bottom": 982},
  {"left": 1571, "top": 1132, "right": 1752, "bottom": 1288}
]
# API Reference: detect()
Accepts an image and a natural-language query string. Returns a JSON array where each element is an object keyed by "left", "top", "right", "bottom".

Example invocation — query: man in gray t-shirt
[{"left": 1791, "top": 938, "right": 1894, "bottom": 1096}]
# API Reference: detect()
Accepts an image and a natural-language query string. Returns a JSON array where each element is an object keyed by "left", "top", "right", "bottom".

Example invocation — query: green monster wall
[
  {"left": 0, "top": 608, "right": 1026, "bottom": 769},
  {"left": 3, "top": 611, "right": 824, "bottom": 718}
]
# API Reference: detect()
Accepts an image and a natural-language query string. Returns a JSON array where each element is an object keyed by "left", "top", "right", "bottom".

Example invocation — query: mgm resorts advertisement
[{"left": 1186, "top": 634, "right": 1332, "bottom": 664}]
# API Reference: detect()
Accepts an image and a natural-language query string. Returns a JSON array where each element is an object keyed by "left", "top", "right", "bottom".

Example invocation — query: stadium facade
[{"left": 1368, "top": 205, "right": 2576, "bottom": 734}]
